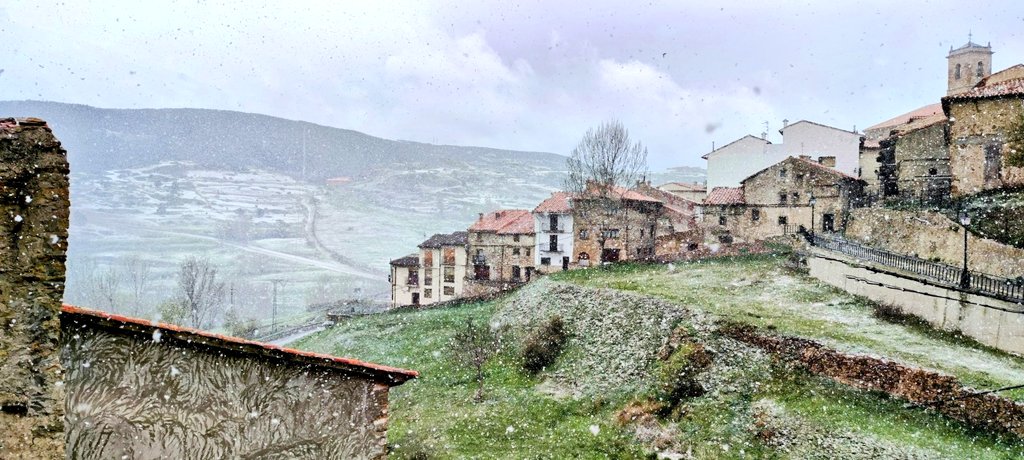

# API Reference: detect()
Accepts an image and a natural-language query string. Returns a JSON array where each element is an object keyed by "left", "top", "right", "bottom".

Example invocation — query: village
[{"left": 389, "top": 39, "right": 1024, "bottom": 315}]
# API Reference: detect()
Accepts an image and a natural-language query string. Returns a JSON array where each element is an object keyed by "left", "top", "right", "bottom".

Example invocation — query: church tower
[{"left": 947, "top": 35, "right": 993, "bottom": 96}]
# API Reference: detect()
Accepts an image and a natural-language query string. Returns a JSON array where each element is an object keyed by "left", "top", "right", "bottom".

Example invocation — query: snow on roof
[
  {"left": 61, "top": 304, "right": 418, "bottom": 386},
  {"left": 418, "top": 231, "right": 469, "bottom": 248},
  {"left": 468, "top": 210, "right": 532, "bottom": 233},
  {"left": 533, "top": 192, "right": 572, "bottom": 213}
]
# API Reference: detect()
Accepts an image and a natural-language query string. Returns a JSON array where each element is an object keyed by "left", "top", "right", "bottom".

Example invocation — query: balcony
[
  {"left": 548, "top": 243, "right": 559, "bottom": 252},
  {"left": 472, "top": 254, "right": 487, "bottom": 265},
  {"left": 541, "top": 224, "right": 566, "bottom": 233}
]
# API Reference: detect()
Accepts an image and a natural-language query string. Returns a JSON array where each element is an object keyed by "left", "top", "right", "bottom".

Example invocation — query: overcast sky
[{"left": 3, "top": 1, "right": 1022, "bottom": 169}]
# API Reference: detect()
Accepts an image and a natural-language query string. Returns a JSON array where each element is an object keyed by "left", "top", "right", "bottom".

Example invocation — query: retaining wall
[{"left": 807, "top": 248, "right": 1024, "bottom": 355}]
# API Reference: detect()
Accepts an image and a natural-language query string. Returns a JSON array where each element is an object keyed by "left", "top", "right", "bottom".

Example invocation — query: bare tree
[
  {"left": 94, "top": 266, "right": 123, "bottom": 312},
  {"left": 564, "top": 120, "right": 649, "bottom": 263},
  {"left": 122, "top": 255, "right": 153, "bottom": 315},
  {"left": 448, "top": 319, "right": 502, "bottom": 402},
  {"left": 176, "top": 256, "right": 225, "bottom": 329}
]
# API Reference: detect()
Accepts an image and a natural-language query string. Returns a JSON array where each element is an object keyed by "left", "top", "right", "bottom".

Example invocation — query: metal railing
[{"left": 812, "top": 233, "right": 1024, "bottom": 304}]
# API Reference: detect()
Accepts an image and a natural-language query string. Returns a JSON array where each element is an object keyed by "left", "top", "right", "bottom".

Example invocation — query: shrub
[
  {"left": 521, "top": 315, "right": 568, "bottom": 375},
  {"left": 655, "top": 341, "right": 713, "bottom": 412}
]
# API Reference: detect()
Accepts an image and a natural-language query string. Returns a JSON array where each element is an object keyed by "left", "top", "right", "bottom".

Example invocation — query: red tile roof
[
  {"left": 533, "top": 192, "right": 572, "bottom": 213},
  {"left": 61, "top": 304, "right": 418, "bottom": 385},
  {"left": 468, "top": 209, "right": 533, "bottom": 234},
  {"left": 584, "top": 184, "right": 661, "bottom": 203},
  {"left": 704, "top": 187, "right": 745, "bottom": 205},
  {"left": 658, "top": 182, "right": 706, "bottom": 192},
  {"left": 945, "top": 77, "right": 1024, "bottom": 101},
  {"left": 497, "top": 211, "right": 535, "bottom": 235}
]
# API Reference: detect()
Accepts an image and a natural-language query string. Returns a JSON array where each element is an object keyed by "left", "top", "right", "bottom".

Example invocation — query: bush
[
  {"left": 655, "top": 341, "right": 713, "bottom": 412},
  {"left": 521, "top": 315, "right": 568, "bottom": 375}
]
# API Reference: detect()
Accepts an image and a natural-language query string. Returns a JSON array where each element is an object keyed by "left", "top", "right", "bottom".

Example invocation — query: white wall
[
  {"left": 705, "top": 137, "right": 785, "bottom": 192},
  {"left": 779, "top": 122, "right": 861, "bottom": 177},
  {"left": 533, "top": 212, "right": 573, "bottom": 273}
]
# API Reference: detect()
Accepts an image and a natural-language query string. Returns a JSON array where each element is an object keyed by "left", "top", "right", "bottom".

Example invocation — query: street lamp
[
  {"left": 809, "top": 195, "right": 817, "bottom": 245},
  {"left": 959, "top": 211, "right": 971, "bottom": 289}
]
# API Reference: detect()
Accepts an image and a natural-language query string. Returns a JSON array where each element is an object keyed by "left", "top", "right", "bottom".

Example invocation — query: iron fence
[{"left": 812, "top": 233, "right": 1024, "bottom": 304}]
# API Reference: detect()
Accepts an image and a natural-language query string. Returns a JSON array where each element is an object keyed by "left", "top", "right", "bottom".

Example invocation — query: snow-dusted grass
[
  {"left": 551, "top": 255, "right": 1024, "bottom": 401},
  {"left": 295, "top": 278, "right": 1023, "bottom": 458}
]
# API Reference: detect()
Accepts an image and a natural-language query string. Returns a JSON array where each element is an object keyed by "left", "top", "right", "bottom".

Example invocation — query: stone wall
[
  {"left": 845, "top": 207, "right": 1024, "bottom": 278},
  {"left": 947, "top": 96, "right": 1024, "bottom": 195},
  {"left": 725, "top": 324, "right": 1024, "bottom": 439},
  {"left": 573, "top": 201, "right": 659, "bottom": 263},
  {"left": 807, "top": 249, "right": 1024, "bottom": 355},
  {"left": 893, "top": 122, "right": 950, "bottom": 201},
  {"left": 0, "top": 118, "right": 68, "bottom": 459},
  {"left": 468, "top": 232, "right": 535, "bottom": 281},
  {"left": 61, "top": 314, "right": 391, "bottom": 459}
]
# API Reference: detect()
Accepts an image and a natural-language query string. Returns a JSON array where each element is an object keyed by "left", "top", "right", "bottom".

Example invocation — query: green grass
[
  {"left": 549, "top": 255, "right": 1024, "bottom": 401},
  {"left": 292, "top": 254, "right": 1024, "bottom": 458}
]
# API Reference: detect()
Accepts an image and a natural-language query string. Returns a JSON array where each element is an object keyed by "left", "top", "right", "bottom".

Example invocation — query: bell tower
[{"left": 947, "top": 34, "right": 993, "bottom": 96}]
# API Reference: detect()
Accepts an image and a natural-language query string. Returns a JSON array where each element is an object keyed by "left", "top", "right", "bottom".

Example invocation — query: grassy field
[{"left": 295, "top": 254, "right": 1024, "bottom": 458}]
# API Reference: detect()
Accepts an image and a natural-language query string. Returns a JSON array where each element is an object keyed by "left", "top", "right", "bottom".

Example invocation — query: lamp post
[
  {"left": 959, "top": 211, "right": 971, "bottom": 289},
  {"left": 809, "top": 195, "right": 817, "bottom": 245}
]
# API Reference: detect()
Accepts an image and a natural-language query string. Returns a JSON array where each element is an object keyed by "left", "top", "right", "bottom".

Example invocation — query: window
[
  {"left": 549, "top": 234, "right": 558, "bottom": 252},
  {"left": 513, "top": 234, "right": 520, "bottom": 242},
  {"left": 984, "top": 143, "right": 1002, "bottom": 181},
  {"left": 955, "top": 63, "right": 961, "bottom": 79},
  {"left": 792, "top": 192, "right": 800, "bottom": 202},
  {"left": 424, "top": 272, "right": 433, "bottom": 285},
  {"left": 778, "top": 216, "right": 788, "bottom": 225},
  {"left": 779, "top": 168, "right": 787, "bottom": 178},
  {"left": 406, "top": 272, "right": 419, "bottom": 286},
  {"left": 541, "top": 257, "right": 551, "bottom": 265},
  {"left": 443, "top": 286, "right": 454, "bottom": 296},
  {"left": 443, "top": 247, "right": 455, "bottom": 265},
  {"left": 579, "top": 229, "right": 589, "bottom": 239},
  {"left": 977, "top": 61, "right": 984, "bottom": 78},
  {"left": 443, "top": 266, "right": 454, "bottom": 283},
  {"left": 512, "top": 247, "right": 520, "bottom": 256},
  {"left": 423, "top": 251, "right": 433, "bottom": 266},
  {"left": 601, "top": 228, "right": 620, "bottom": 239},
  {"left": 718, "top": 215, "right": 727, "bottom": 226},
  {"left": 424, "top": 288, "right": 432, "bottom": 298},
  {"left": 751, "top": 209, "right": 760, "bottom": 221},
  {"left": 928, "top": 167, "right": 938, "bottom": 176},
  {"left": 476, "top": 232, "right": 482, "bottom": 241},
  {"left": 549, "top": 214, "right": 558, "bottom": 232},
  {"left": 640, "top": 229, "right": 644, "bottom": 237},
  {"left": 779, "top": 193, "right": 788, "bottom": 204},
  {"left": 526, "top": 248, "right": 531, "bottom": 257},
  {"left": 796, "top": 173, "right": 805, "bottom": 180}
]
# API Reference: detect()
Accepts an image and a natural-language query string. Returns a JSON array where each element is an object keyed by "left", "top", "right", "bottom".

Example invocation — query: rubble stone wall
[
  {"left": 725, "top": 324, "right": 1024, "bottom": 439},
  {"left": 845, "top": 207, "right": 1024, "bottom": 278},
  {"left": 0, "top": 118, "right": 68, "bottom": 459}
]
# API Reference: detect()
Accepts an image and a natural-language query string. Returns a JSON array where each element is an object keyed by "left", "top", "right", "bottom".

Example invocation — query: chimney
[
  {"left": 478, "top": 213, "right": 484, "bottom": 221},
  {"left": 782, "top": 118, "right": 789, "bottom": 127},
  {"left": 800, "top": 155, "right": 812, "bottom": 161},
  {"left": 819, "top": 156, "right": 836, "bottom": 167}
]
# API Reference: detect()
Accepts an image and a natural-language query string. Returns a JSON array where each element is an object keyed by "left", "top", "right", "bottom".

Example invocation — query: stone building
[
  {"left": 572, "top": 186, "right": 663, "bottom": 264},
  {"left": 0, "top": 117, "right": 68, "bottom": 458},
  {"left": 533, "top": 193, "right": 575, "bottom": 274},
  {"left": 701, "top": 157, "right": 864, "bottom": 244},
  {"left": 62, "top": 305, "right": 417, "bottom": 459},
  {"left": 468, "top": 210, "right": 535, "bottom": 282},
  {"left": 389, "top": 253, "right": 420, "bottom": 307},
  {"left": 417, "top": 231, "right": 470, "bottom": 306},
  {"left": 942, "top": 64, "right": 1024, "bottom": 195},
  {"left": 877, "top": 113, "right": 951, "bottom": 204},
  {"left": 860, "top": 103, "right": 944, "bottom": 195},
  {"left": 703, "top": 121, "right": 861, "bottom": 192}
]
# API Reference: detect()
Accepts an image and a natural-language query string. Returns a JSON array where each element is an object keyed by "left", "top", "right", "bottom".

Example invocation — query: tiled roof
[
  {"left": 390, "top": 254, "right": 419, "bottom": 267},
  {"left": 864, "top": 103, "right": 943, "bottom": 131},
  {"left": 892, "top": 112, "right": 947, "bottom": 136},
  {"left": 658, "top": 182, "right": 705, "bottom": 192},
  {"left": 944, "top": 77, "right": 1024, "bottom": 102},
  {"left": 497, "top": 211, "right": 535, "bottom": 235},
  {"left": 61, "top": 304, "right": 418, "bottom": 385},
  {"left": 704, "top": 187, "right": 745, "bottom": 205},
  {"left": 581, "top": 184, "right": 660, "bottom": 203},
  {"left": 533, "top": 192, "right": 572, "bottom": 213},
  {"left": 418, "top": 231, "right": 469, "bottom": 248},
  {"left": 468, "top": 210, "right": 533, "bottom": 234}
]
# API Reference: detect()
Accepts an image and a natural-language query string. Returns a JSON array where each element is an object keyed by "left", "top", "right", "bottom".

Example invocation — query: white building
[
  {"left": 532, "top": 192, "right": 575, "bottom": 273},
  {"left": 702, "top": 121, "right": 861, "bottom": 193}
]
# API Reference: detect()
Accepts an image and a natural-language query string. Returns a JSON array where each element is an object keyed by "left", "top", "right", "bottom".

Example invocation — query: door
[
  {"left": 562, "top": 256, "right": 569, "bottom": 271},
  {"left": 601, "top": 248, "right": 620, "bottom": 263},
  {"left": 822, "top": 213, "right": 835, "bottom": 232},
  {"left": 411, "top": 293, "right": 420, "bottom": 306},
  {"left": 512, "top": 265, "right": 521, "bottom": 282}
]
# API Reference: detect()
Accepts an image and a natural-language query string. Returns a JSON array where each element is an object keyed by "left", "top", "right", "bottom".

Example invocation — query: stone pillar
[{"left": 0, "top": 117, "right": 69, "bottom": 459}]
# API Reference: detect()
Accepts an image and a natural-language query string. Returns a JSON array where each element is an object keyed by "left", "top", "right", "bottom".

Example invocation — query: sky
[{"left": 2, "top": 1, "right": 1023, "bottom": 169}]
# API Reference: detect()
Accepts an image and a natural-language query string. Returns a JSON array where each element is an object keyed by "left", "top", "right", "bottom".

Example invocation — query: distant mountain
[{"left": 0, "top": 100, "right": 567, "bottom": 180}]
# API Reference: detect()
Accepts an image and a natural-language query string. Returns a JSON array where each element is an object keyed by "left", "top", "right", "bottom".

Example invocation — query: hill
[{"left": 296, "top": 254, "right": 1024, "bottom": 458}]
